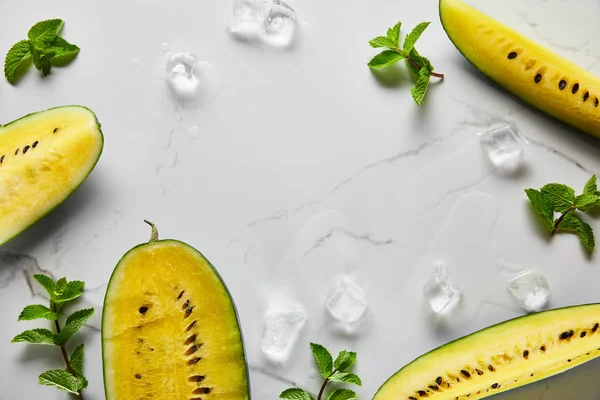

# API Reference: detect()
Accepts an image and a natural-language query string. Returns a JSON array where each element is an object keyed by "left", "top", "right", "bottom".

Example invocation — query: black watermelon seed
[
  {"left": 0, "top": 155, "right": 4, "bottom": 163},
  {"left": 584, "top": 92, "right": 590, "bottom": 102},
  {"left": 581, "top": 332, "right": 587, "bottom": 338},
  {"left": 568, "top": 359, "right": 572, "bottom": 362},
  {"left": 417, "top": 390, "right": 427, "bottom": 396},
  {"left": 569, "top": 330, "right": 575, "bottom": 337},
  {"left": 476, "top": 369, "right": 483, "bottom": 375},
  {"left": 53, "top": 128, "right": 58, "bottom": 133},
  {"left": 560, "top": 331, "right": 570, "bottom": 340},
  {"left": 436, "top": 377, "right": 443, "bottom": 385},
  {"left": 15, "top": 148, "right": 19, "bottom": 155},
  {"left": 409, "top": 397, "right": 417, "bottom": 400},
  {"left": 182, "top": 300, "right": 190, "bottom": 309},
  {"left": 491, "top": 383, "right": 499, "bottom": 389},
  {"left": 177, "top": 290, "right": 185, "bottom": 299},
  {"left": 186, "top": 306, "right": 194, "bottom": 314},
  {"left": 23, "top": 146, "right": 30, "bottom": 154},
  {"left": 139, "top": 306, "right": 148, "bottom": 314},
  {"left": 32, "top": 141, "right": 38, "bottom": 148},
  {"left": 540, "top": 345, "right": 546, "bottom": 352},
  {"left": 461, "top": 370, "right": 471, "bottom": 378},
  {"left": 559, "top": 80, "right": 567, "bottom": 90},
  {"left": 135, "top": 374, "right": 142, "bottom": 379},
  {"left": 428, "top": 385, "right": 438, "bottom": 390},
  {"left": 488, "top": 365, "right": 495, "bottom": 372},
  {"left": 593, "top": 323, "right": 599, "bottom": 332},
  {"left": 508, "top": 52, "right": 517, "bottom": 59},
  {"left": 534, "top": 74, "right": 542, "bottom": 83},
  {"left": 595, "top": 98, "right": 599, "bottom": 107},
  {"left": 572, "top": 83, "right": 580, "bottom": 94},
  {"left": 523, "top": 350, "right": 529, "bottom": 358}
]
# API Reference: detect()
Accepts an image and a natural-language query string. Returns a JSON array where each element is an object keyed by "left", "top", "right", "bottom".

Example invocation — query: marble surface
[{"left": 2, "top": 0, "right": 600, "bottom": 399}]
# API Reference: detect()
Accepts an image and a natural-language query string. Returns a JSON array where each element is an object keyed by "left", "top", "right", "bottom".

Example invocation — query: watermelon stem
[{"left": 144, "top": 219, "right": 159, "bottom": 242}]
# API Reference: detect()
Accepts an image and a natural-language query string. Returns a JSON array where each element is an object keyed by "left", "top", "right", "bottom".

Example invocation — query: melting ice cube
[
  {"left": 478, "top": 124, "right": 529, "bottom": 169},
  {"left": 325, "top": 276, "right": 368, "bottom": 323},
  {"left": 164, "top": 52, "right": 220, "bottom": 108},
  {"left": 228, "top": 0, "right": 297, "bottom": 48},
  {"left": 423, "top": 263, "right": 462, "bottom": 314},
  {"left": 261, "top": 309, "right": 306, "bottom": 363},
  {"left": 507, "top": 269, "right": 550, "bottom": 312}
]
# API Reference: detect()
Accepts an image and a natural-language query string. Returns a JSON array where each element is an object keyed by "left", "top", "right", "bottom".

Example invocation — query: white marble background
[{"left": 2, "top": 0, "right": 600, "bottom": 399}]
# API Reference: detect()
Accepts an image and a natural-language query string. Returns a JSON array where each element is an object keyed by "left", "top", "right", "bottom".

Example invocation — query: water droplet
[
  {"left": 160, "top": 42, "right": 170, "bottom": 53},
  {"left": 132, "top": 58, "right": 140, "bottom": 67},
  {"left": 164, "top": 52, "right": 220, "bottom": 108},
  {"left": 188, "top": 126, "right": 201, "bottom": 140}
]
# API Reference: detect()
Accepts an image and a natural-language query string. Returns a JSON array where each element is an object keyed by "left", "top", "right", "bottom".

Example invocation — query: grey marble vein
[
  {"left": 303, "top": 229, "right": 395, "bottom": 259},
  {"left": 249, "top": 365, "right": 312, "bottom": 395},
  {"left": 525, "top": 137, "right": 598, "bottom": 175},
  {"left": 0, "top": 251, "right": 54, "bottom": 299}
]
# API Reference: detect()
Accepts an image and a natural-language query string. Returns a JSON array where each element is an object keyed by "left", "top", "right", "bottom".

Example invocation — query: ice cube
[
  {"left": 228, "top": 0, "right": 297, "bottom": 48},
  {"left": 262, "top": 0, "right": 297, "bottom": 47},
  {"left": 478, "top": 124, "right": 529, "bottom": 169},
  {"left": 423, "top": 263, "right": 462, "bottom": 313},
  {"left": 325, "top": 276, "right": 367, "bottom": 323},
  {"left": 164, "top": 52, "right": 220, "bottom": 108},
  {"left": 261, "top": 309, "right": 306, "bottom": 363},
  {"left": 507, "top": 269, "right": 550, "bottom": 312}
]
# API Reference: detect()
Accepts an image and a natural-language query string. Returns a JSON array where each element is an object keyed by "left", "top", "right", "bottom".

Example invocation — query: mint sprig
[
  {"left": 4, "top": 19, "right": 79, "bottom": 84},
  {"left": 11, "top": 274, "right": 93, "bottom": 399},
  {"left": 368, "top": 21, "right": 444, "bottom": 106},
  {"left": 279, "top": 343, "right": 362, "bottom": 400},
  {"left": 525, "top": 175, "right": 600, "bottom": 251}
]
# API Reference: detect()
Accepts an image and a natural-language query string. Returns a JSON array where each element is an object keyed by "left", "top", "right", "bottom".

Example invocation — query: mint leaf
[
  {"left": 310, "top": 343, "right": 333, "bottom": 378},
  {"left": 11, "top": 328, "right": 57, "bottom": 345},
  {"left": 575, "top": 193, "right": 600, "bottom": 211},
  {"left": 4, "top": 40, "right": 31, "bottom": 84},
  {"left": 29, "top": 42, "right": 54, "bottom": 75},
  {"left": 525, "top": 188, "right": 555, "bottom": 231},
  {"left": 411, "top": 66, "right": 432, "bottom": 106},
  {"left": 38, "top": 369, "right": 81, "bottom": 394},
  {"left": 368, "top": 50, "right": 403, "bottom": 69},
  {"left": 327, "top": 389, "right": 358, "bottom": 400},
  {"left": 334, "top": 350, "right": 357, "bottom": 371},
  {"left": 329, "top": 371, "right": 362, "bottom": 386},
  {"left": 54, "top": 280, "right": 84, "bottom": 304},
  {"left": 57, "top": 308, "right": 94, "bottom": 344},
  {"left": 540, "top": 183, "right": 575, "bottom": 213},
  {"left": 402, "top": 22, "right": 430, "bottom": 57},
  {"left": 280, "top": 388, "right": 314, "bottom": 400},
  {"left": 387, "top": 22, "right": 401, "bottom": 46},
  {"left": 47, "top": 36, "right": 80, "bottom": 66},
  {"left": 405, "top": 48, "right": 434, "bottom": 78},
  {"left": 28, "top": 19, "right": 64, "bottom": 43},
  {"left": 18, "top": 304, "right": 57, "bottom": 321},
  {"left": 584, "top": 175, "right": 598, "bottom": 195},
  {"left": 557, "top": 213, "right": 595, "bottom": 251},
  {"left": 369, "top": 36, "right": 398, "bottom": 49},
  {"left": 70, "top": 344, "right": 85, "bottom": 377},
  {"left": 34, "top": 274, "right": 56, "bottom": 297}
]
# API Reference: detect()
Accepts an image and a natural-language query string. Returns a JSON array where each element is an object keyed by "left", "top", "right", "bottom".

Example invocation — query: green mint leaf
[
  {"left": 18, "top": 304, "right": 57, "bottom": 321},
  {"left": 310, "top": 343, "right": 333, "bottom": 378},
  {"left": 334, "top": 350, "right": 357, "bottom": 371},
  {"left": 47, "top": 36, "right": 80, "bottom": 67},
  {"left": 369, "top": 36, "right": 398, "bottom": 49},
  {"left": 57, "top": 308, "right": 94, "bottom": 344},
  {"left": 402, "top": 22, "right": 430, "bottom": 57},
  {"left": 387, "top": 22, "right": 401, "bottom": 46},
  {"left": 4, "top": 40, "right": 31, "bottom": 84},
  {"left": 54, "top": 280, "right": 85, "bottom": 305},
  {"left": 584, "top": 175, "right": 598, "bottom": 195},
  {"left": 575, "top": 193, "right": 600, "bottom": 211},
  {"left": 34, "top": 274, "right": 56, "bottom": 298},
  {"left": 38, "top": 369, "right": 81, "bottom": 394},
  {"left": 368, "top": 50, "right": 403, "bottom": 69},
  {"left": 557, "top": 213, "right": 595, "bottom": 251},
  {"left": 540, "top": 183, "right": 575, "bottom": 213},
  {"left": 279, "top": 388, "right": 314, "bottom": 400},
  {"left": 11, "top": 328, "right": 57, "bottom": 345},
  {"left": 28, "top": 19, "right": 64, "bottom": 44},
  {"left": 327, "top": 389, "right": 358, "bottom": 400},
  {"left": 410, "top": 66, "right": 432, "bottom": 106},
  {"left": 329, "top": 371, "right": 362, "bottom": 386},
  {"left": 524, "top": 188, "right": 555, "bottom": 232},
  {"left": 405, "top": 48, "right": 434, "bottom": 78},
  {"left": 70, "top": 344, "right": 85, "bottom": 377},
  {"left": 29, "top": 42, "right": 54, "bottom": 76}
]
